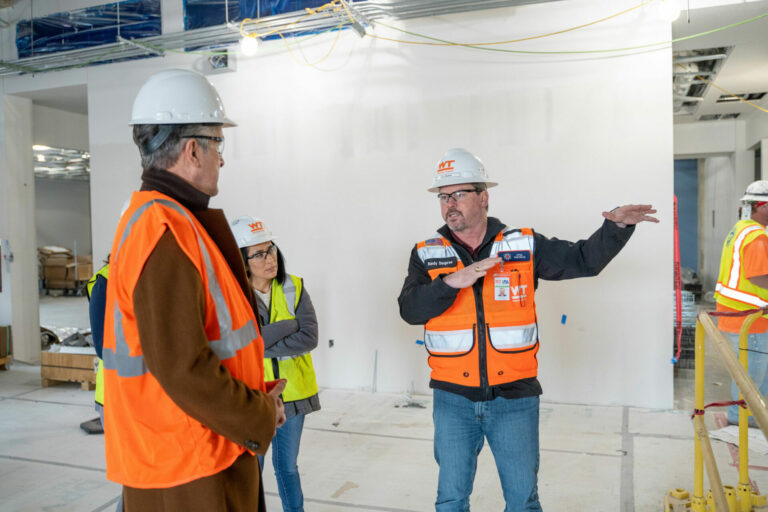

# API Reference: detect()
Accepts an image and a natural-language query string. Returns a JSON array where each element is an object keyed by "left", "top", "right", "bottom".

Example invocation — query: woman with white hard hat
[{"left": 231, "top": 216, "right": 320, "bottom": 512}]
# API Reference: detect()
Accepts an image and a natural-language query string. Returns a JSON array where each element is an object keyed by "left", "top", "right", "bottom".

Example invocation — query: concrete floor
[{"left": 1, "top": 297, "right": 767, "bottom": 511}]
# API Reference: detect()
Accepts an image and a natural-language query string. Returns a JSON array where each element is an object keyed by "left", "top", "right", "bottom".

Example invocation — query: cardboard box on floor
[
  {"left": 0, "top": 325, "right": 11, "bottom": 358},
  {"left": 66, "top": 261, "right": 93, "bottom": 281},
  {"left": 39, "top": 248, "right": 93, "bottom": 287},
  {"left": 46, "top": 279, "right": 77, "bottom": 289},
  {"left": 44, "top": 265, "right": 68, "bottom": 281}
]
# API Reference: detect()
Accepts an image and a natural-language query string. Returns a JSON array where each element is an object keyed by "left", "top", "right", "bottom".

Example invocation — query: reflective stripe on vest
[
  {"left": 270, "top": 278, "right": 302, "bottom": 361},
  {"left": 264, "top": 274, "right": 319, "bottom": 402},
  {"left": 417, "top": 227, "right": 538, "bottom": 387},
  {"left": 102, "top": 198, "right": 257, "bottom": 377},
  {"left": 715, "top": 220, "right": 768, "bottom": 310},
  {"left": 487, "top": 323, "right": 538, "bottom": 350},
  {"left": 715, "top": 283, "right": 768, "bottom": 308},
  {"left": 424, "top": 328, "right": 474, "bottom": 354},
  {"left": 728, "top": 225, "right": 763, "bottom": 288}
]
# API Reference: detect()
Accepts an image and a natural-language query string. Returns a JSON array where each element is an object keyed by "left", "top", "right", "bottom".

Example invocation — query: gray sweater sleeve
[{"left": 261, "top": 285, "right": 319, "bottom": 359}]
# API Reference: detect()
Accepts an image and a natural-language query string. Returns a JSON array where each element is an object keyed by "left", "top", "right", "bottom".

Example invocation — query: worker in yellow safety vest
[
  {"left": 231, "top": 215, "right": 320, "bottom": 512},
  {"left": 79, "top": 263, "right": 109, "bottom": 435},
  {"left": 714, "top": 180, "right": 768, "bottom": 426}
]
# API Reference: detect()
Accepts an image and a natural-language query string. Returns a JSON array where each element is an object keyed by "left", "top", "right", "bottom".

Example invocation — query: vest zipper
[{"left": 473, "top": 280, "right": 490, "bottom": 399}]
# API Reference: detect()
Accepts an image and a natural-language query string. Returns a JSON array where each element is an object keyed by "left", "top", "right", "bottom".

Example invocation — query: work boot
[{"left": 80, "top": 417, "right": 104, "bottom": 434}]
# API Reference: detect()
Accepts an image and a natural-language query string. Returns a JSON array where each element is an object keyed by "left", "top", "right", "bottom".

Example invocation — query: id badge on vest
[{"left": 495, "top": 251, "right": 531, "bottom": 305}]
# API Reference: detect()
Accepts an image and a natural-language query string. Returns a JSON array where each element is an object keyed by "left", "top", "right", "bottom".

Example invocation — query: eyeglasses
[
  {"left": 184, "top": 135, "right": 225, "bottom": 157},
  {"left": 437, "top": 189, "right": 480, "bottom": 204},
  {"left": 246, "top": 243, "right": 277, "bottom": 262}
]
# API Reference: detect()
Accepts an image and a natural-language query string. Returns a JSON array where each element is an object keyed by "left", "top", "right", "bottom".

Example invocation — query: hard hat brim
[
  {"left": 129, "top": 117, "right": 237, "bottom": 127},
  {"left": 428, "top": 179, "right": 498, "bottom": 193},
  {"left": 741, "top": 194, "right": 768, "bottom": 202}
]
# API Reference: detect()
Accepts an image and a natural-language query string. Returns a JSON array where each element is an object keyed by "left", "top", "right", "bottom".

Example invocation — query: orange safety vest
[
  {"left": 416, "top": 228, "right": 538, "bottom": 387},
  {"left": 102, "top": 191, "right": 266, "bottom": 489},
  {"left": 715, "top": 219, "right": 768, "bottom": 310}
]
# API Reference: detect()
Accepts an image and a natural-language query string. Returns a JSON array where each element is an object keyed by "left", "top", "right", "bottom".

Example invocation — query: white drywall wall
[
  {"left": 1, "top": 94, "right": 39, "bottom": 363},
  {"left": 33, "top": 104, "right": 89, "bottom": 150},
  {"left": 3, "top": 0, "right": 673, "bottom": 407},
  {"left": 0, "top": 81, "right": 11, "bottom": 327},
  {"left": 674, "top": 120, "right": 739, "bottom": 157},
  {"left": 34, "top": 179, "right": 92, "bottom": 256}
]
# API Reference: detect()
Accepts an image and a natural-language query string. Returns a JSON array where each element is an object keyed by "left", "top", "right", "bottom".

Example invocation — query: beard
[{"left": 445, "top": 209, "right": 468, "bottom": 232}]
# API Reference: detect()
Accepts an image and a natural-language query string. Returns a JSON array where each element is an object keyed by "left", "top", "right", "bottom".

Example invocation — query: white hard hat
[
  {"left": 741, "top": 180, "right": 768, "bottom": 202},
  {"left": 130, "top": 69, "right": 236, "bottom": 127},
  {"left": 231, "top": 216, "right": 276, "bottom": 249},
  {"left": 428, "top": 148, "right": 498, "bottom": 193}
]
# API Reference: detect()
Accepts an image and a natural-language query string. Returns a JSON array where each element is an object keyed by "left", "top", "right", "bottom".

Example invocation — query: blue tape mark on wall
[
  {"left": 184, "top": 0, "right": 332, "bottom": 31},
  {"left": 16, "top": 0, "right": 161, "bottom": 59}
]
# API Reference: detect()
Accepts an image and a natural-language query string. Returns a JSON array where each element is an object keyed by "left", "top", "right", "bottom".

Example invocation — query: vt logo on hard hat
[
  {"left": 437, "top": 160, "right": 455, "bottom": 174},
  {"left": 249, "top": 222, "right": 264, "bottom": 233}
]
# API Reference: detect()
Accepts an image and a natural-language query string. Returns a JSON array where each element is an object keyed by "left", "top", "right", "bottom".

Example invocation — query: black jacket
[{"left": 397, "top": 216, "right": 635, "bottom": 401}]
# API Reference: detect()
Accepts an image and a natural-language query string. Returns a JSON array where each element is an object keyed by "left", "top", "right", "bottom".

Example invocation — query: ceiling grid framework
[{"left": 0, "top": 0, "right": 558, "bottom": 77}]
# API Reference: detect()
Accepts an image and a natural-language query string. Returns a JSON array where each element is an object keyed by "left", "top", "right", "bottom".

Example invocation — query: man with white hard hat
[
  {"left": 101, "top": 69, "right": 283, "bottom": 511},
  {"left": 398, "top": 148, "right": 658, "bottom": 511},
  {"left": 714, "top": 180, "right": 768, "bottom": 427}
]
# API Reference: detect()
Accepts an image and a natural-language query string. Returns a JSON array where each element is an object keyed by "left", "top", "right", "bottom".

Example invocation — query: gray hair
[
  {"left": 132, "top": 123, "right": 216, "bottom": 171},
  {"left": 471, "top": 182, "right": 489, "bottom": 211}
]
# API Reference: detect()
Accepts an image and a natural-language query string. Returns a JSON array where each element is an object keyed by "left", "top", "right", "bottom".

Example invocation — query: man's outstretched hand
[{"left": 602, "top": 204, "right": 659, "bottom": 226}]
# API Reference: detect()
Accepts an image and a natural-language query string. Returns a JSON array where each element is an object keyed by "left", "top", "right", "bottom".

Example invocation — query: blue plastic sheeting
[
  {"left": 16, "top": 0, "right": 161, "bottom": 59},
  {"left": 184, "top": 0, "right": 331, "bottom": 31},
  {"left": 674, "top": 159, "right": 699, "bottom": 271}
]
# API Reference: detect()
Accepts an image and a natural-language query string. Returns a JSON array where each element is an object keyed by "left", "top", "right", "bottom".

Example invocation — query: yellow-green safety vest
[
  {"left": 87, "top": 265, "right": 109, "bottom": 407},
  {"left": 263, "top": 275, "right": 319, "bottom": 402},
  {"left": 714, "top": 219, "right": 768, "bottom": 310}
]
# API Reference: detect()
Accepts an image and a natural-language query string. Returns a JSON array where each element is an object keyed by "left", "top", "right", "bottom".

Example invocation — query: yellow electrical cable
[
  {"left": 361, "top": 0, "right": 653, "bottom": 47},
  {"left": 240, "top": 0, "right": 339, "bottom": 39},
  {"left": 278, "top": 23, "right": 345, "bottom": 68},
  {"left": 245, "top": 0, "right": 649, "bottom": 49},
  {"left": 675, "top": 63, "right": 768, "bottom": 115}
]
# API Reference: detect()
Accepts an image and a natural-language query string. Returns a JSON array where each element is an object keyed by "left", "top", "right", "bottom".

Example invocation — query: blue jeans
[
  {"left": 97, "top": 403, "right": 123, "bottom": 512},
  {"left": 258, "top": 413, "right": 305, "bottom": 512},
  {"left": 727, "top": 332, "right": 768, "bottom": 425},
  {"left": 433, "top": 389, "right": 541, "bottom": 512}
]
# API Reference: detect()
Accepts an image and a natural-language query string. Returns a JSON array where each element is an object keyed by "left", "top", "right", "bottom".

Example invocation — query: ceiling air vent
[
  {"left": 716, "top": 92, "right": 767, "bottom": 103},
  {"left": 699, "top": 113, "right": 741, "bottom": 121},
  {"left": 672, "top": 47, "right": 731, "bottom": 117}
]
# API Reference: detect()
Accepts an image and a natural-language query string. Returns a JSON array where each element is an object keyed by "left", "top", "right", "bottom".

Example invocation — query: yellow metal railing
[{"left": 666, "top": 311, "right": 768, "bottom": 512}]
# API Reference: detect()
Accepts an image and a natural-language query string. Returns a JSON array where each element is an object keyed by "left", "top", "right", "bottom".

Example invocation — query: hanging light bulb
[
  {"left": 658, "top": 0, "right": 682, "bottom": 22},
  {"left": 240, "top": 35, "right": 260, "bottom": 57}
]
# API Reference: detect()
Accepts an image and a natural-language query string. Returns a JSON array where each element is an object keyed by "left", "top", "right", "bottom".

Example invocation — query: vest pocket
[
  {"left": 487, "top": 323, "right": 538, "bottom": 353},
  {"left": 424, "top": 325, "right": 475, "bottom": 357}
]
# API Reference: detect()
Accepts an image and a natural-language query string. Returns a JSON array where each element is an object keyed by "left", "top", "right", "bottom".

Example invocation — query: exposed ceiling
[
  {"left": 0, "top": 0, "right": 559, "bottom": 77},
  {"left": 672, "top": 0, "right": 768, "bottom": 123},
  {"left": 3, "top": 1, "right": 766, "bottom": 124}
]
